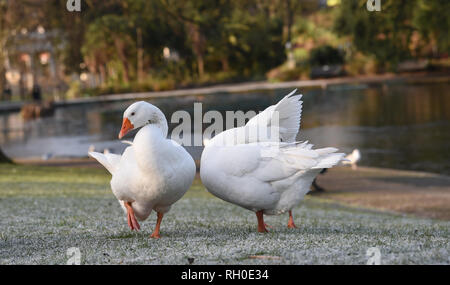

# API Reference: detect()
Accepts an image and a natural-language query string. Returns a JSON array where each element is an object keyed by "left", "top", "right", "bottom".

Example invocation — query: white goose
[
  {"left": 89, "top": 101, "right": 196, "bottom": 238},
  {"left": 200, "top": 90, "right": 344, "bottom": 232}
]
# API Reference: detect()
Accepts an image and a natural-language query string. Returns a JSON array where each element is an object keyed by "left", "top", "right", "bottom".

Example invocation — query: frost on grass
[{"left": 0, "top": 166, "right": 449, "bottom": 264}]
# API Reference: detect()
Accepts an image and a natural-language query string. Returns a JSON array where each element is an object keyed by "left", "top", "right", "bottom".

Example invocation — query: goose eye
[{"left": 131, "top": 112, "right": 135, "bottom": 116}]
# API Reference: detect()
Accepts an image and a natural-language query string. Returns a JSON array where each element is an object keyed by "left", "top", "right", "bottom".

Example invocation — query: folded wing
[{"left": 214, "top": 141, "right": 344, "bottom": 187}]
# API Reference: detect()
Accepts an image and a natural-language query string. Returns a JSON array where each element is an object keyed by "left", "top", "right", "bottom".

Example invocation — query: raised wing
[{"left": 246, "top": 89, "right": 303, "bottom": 143}]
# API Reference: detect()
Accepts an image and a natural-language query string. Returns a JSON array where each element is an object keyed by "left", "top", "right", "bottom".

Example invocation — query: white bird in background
[
  {"left": 342, "top": 149, "right": 361, "bottom": 170},
  {"left": 200, "top": 90, "right": 345, "bottom": 232},
  {"left": 41, "top": 153, "right": 53, "bottom": 161},
  {"left": 89, "top": 101, "right": 196, "bottom": 238}
]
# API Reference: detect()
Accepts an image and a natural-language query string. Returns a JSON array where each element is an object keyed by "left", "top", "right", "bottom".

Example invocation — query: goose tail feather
[{"left": 88, "top": 151, "right": 120, "bottom": 175}]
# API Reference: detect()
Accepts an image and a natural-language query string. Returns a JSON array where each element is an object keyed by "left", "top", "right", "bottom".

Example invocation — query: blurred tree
[
  {"left": 32, "top": 0, "right": 288, "bottom": 87},
  {"left": 0, "top": 0, "right": 45, "bottom": 95},
  {"left": 159, "top": 0, "right": 285, "bottom": 79},
  {"left": 44, "top": 0, "right": 86, "bottom": 75},
  {"left": 228, "top": 0, "right": 285, "bottom": 76},
  {"left": 309, "top": 45, "right": 345, "bottom": 66},
  {"left": 83, "top": 14, "right": 136, "bottom": 84},
  {"left": 334, "top": 0, "right": 449, "bottom": 68},
  {"left": 334, "top": 0, "right": 418, "bottom": 69},
  {"left": 1, "top": 0, "right": 446, "bottom": 97},
  {"left": 0, "top": 0, "right": 8, "bottom": 95},
  {"left": 413, "top": 0, "right": 450, "bottom": 55},
  {"left": 74, "top": 0, "right": 183, "bottom": 85},
  {"left": 160, "top": 0, "right": 231, "bottom": 78}
]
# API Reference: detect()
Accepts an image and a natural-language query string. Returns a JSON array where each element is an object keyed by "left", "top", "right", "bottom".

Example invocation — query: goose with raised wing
[
  {"left": 89, "top": 101, "right": 196, "bottom": 238},
  {"left": 200, "top": 90, "right": 344, "bottom": 232}
]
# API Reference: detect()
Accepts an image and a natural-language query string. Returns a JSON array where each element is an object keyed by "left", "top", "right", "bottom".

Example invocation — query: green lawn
[{"left": 0, "top": 164, "right": 449, "bottom": 264}]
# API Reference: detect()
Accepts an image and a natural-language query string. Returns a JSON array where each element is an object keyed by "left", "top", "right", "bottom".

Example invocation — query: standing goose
[
  {"left": 200, "top": 90, "right": 344, "bottom": 232},
  {"left": 89, "top": 101, "right": 196, "bottom": 238}
]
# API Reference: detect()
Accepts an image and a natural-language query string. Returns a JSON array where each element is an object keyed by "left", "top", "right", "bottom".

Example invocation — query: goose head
[{"left": 118, "top": 101, "right": 168, "bottom": 139}]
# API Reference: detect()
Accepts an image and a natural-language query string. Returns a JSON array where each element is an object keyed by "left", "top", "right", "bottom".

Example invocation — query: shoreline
[
  {"left": 1, "top": 72, "right": 449, "bottom": 113},
  {"left": 313, "top": 166, "right": 450, "bottom": 221}
]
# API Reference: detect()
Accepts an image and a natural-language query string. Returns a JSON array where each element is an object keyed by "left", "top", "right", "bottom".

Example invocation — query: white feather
[
  {"left": 88, "top": 151, "right": 121, "bottom": 175},
  {"left": 246, "top": 89, "right": 302, "bottom": 142}
]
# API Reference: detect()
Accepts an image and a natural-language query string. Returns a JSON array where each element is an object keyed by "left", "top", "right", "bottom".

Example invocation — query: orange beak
[{"left": 118, "top": 118, "right": 134, "bottom": 139}]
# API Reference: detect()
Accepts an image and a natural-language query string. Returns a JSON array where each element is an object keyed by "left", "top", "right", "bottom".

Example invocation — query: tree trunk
[
  {"left": 197, "top": 56, "right": 204, "bottom": 78},
  {"left": 98, "top": 64, "right": 106, "bottom": 86},
  {"left": 283, "top": 0, "right": 293, "bottom": 44},
  {"left": 0, "top": 38, "right": 7, "bottom": 100},
  {"left": 0, "top": 66, "right": 5, "bottom": 101},
  {"left": 221, "top": 57, "right": 230, "bottom": 72},
  {"left": 114, "top": 38, "right": 130, "bottom": 84},
  {"left": 188, "top": 23, "right": 206, "bottom": 78},
  {"left": 136, "top": 28, "right": 144, "bottom": 84}
]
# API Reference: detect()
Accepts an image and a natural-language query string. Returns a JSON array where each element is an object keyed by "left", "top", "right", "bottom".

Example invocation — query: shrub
[{"left": 309, "top": 45, "right": 345, "bottom": 66}]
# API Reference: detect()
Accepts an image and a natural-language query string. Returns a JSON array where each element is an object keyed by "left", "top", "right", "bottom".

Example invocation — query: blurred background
[{"left": 0, "top": 0, "right": 449, "bottom": 175}]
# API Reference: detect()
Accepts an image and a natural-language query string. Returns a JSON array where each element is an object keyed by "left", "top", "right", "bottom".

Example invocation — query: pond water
[{"left": 1, "top": 81, "right": 449, "bottom": 175}]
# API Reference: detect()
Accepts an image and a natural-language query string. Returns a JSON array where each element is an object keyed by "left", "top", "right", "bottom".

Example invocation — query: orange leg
[
  {"left": 287, "top": 210, "right": 297, "bottom": 229},
  {"left": 124, "top": 202, "right": 140, "bottom": 231},
  {"left": 256, "top": 210, "right": 268, "bottom": 233},
  {"left": 150, "top": 212, "right": 164, "bottom": 239}
]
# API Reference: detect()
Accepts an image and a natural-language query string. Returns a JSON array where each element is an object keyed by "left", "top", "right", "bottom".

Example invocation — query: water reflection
[{"left": 0, "top": 82, "right": 449, "bottom": 175}]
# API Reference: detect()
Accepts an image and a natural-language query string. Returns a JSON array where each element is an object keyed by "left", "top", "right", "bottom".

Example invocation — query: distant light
[
  {"left": 162, "top": 47, "right": 180, "bottom": 61},
  {"left": 37, "top": 26, "right": 45, "bottom": 34},
  {"left": 327, "top": 0, "right": 341, "bottom": 7},
  {"left": 39, "top": 52, "right": 50, "bottom": 65},
  {"left": 285, "top": 42, "right": 292, "bottom": 50},
  {"left": 20, "top": 53, "right": 31, "bottom": 63},
  {"left": 5, "top": 70, "right": 21, "bottom": 85},
  {"left": 80, "top": 73, "right": 88, "bottom": 81},
  {"left": 163, "top": 47, "right": 171, "bottom": 59},
  {"left": 20, "top": 28, "right": 28, "bottom": 35},
  {"left": 229, "top": 35, "right": 237, "bottom": 45}
]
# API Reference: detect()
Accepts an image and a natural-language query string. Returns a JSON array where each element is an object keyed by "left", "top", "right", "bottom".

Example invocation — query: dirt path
[{"left": 313, "top": 166, "right": 450, "bottom": 220}]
